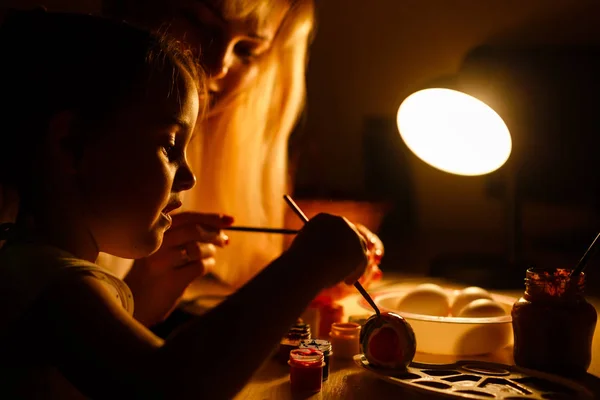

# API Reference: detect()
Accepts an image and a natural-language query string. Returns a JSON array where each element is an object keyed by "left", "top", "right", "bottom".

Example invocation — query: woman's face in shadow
[{"left": 139, "top": 0, "right": 290, "bottom": 114}]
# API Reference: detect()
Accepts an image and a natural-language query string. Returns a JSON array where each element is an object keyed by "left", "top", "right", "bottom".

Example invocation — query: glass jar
[
  {"left": 300, "top": 339, "right": 332, "bottom": 381},
  {"left": 277, "top": 319, "right": 311, "bottom": 364},
  {"left": 288, "top": 348, "right": 324, "bottom": 393},
  {"left": 512, "top": 268, "right": 597, "bottom": 377},
  {"left": 329, "top": 322, "right": 361, "bottom": 360}
]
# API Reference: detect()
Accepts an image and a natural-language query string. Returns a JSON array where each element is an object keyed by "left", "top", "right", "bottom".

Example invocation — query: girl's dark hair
[{"left": 0, "top": 8, "right": 203, "bottom": 213}]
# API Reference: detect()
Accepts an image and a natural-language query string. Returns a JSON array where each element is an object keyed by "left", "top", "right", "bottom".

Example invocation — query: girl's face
[
  {"left": 144, "top": 0, "right": 290, "bottom": 114},
  {"left": 77, "top": 67, "right": 199, "bottom": 259}
]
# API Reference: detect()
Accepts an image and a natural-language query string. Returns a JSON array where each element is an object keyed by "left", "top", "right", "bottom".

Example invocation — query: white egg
[
  {"left": 457, "top": 298, "right": 507, "bottom": 318},
  {"left": 451, "top": 286, "right": 492, "bottom": 316},
  {"left": 396, "top": 283, "right": 450, "bottom": 316}
]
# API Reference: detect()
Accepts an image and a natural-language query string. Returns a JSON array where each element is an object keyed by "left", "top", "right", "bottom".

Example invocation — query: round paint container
[
  {"left": 300, "top": 339, "right": 332, "bottom": 381},
  {"left": 288, "top": 348, "right": 324, "bottom": 393}
]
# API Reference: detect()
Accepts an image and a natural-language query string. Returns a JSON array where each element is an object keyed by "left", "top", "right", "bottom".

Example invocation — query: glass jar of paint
[
  {"left": 329, "top": 322, "right": 361, "bottom": 360},
  {"left": 288, "top": 348, "right": 324, "bottom": 393},
  {"left": 300, "top": 339, "right": 332, "bottom": 381},
  {"left": 512, "top": 268, "right": 597, "bottom": 377}
]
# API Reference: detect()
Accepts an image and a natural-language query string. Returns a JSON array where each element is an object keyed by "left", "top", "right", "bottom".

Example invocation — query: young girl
[
  {"left": 102, "top": 0, "right": 384, "bottom": 327},
  {"left": 0, "top": 9, "right": 368, "bottom": 399}
]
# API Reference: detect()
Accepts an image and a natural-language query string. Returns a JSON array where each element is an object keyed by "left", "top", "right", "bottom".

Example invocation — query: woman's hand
[{"left": 125, "top": 212, "right": 233, "bottom": 327}]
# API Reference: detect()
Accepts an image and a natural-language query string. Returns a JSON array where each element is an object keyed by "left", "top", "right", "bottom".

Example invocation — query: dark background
[{"left": 5, "top": 0, "right": 600, "bottom": 290}]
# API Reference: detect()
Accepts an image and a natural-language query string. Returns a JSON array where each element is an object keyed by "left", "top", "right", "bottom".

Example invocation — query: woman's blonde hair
[{"left": 183, "top": 0, "right": 315, "bottom": 288}]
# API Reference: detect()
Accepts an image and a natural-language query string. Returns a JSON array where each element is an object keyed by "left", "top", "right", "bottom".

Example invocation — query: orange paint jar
[{"left": 329, "top": 322, "right": 361, "bottom": 360}]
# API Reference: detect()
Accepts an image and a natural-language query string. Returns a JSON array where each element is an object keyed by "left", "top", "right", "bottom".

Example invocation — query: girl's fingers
[
  {"left": 172, "top": 256, "right": 216, "bottom": 284},
  {"left": 171, "top": 212, "right": 234, "bottom": 229},
  {"left": 144, "top": 241, "right": 217, "bottom": 272},
  {"left": 162, "top": 223, "right": 228, "bottom": 248},
  {"left": 355, "top": 223, "right": 377, "bottom": 249},
  {"left": 192, "top": 242, "right": 217, "bottom": 260},
  {"left": 174, "top": 242, "right": 216, "bottom": 266},
  {"left": 355, "top": 223, "right": 384, "bottom": 263},
  {"left": 172, "top": 243, "right": 218, "bottom": 279}
]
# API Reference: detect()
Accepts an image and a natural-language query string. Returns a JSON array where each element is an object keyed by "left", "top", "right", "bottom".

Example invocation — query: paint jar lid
[
  {"left": 288, "top": 322, "right": 311, "bottom": 340},
  {"left": 330, "top": 322, "right": 361, "bottom": 338},
  {"left": 300, "top": 339, "right": 332, "bottom": 354},
  {"left": 289, "top": 348, "right": 324, "bottom": 367},
  {"left": 332, "top": 322, "right": 361, "bottom": 332},
  {"left": 290, "top": 322, "right": 310, "bottom": 332}
]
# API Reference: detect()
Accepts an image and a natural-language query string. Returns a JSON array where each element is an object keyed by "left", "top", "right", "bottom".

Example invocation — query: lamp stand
[
  {"left": 429, "top": 163, "right": 527, "bottom": 290},
  {"left": 506, "top": 160, "right": 522, "bottom": 267}
]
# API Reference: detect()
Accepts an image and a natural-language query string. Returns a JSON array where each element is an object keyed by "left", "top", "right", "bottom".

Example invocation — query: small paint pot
[
  {"left": 288, "top": 348, "right": 325, "bottom": 393},
  {"left": 329, "top": 322, "right": 361, "bottom": 360},
  {"left": 277, "top": 320, "right": 311, "bottom": 363},
  {"left": 300, "top": 339, "right": 332, "bottom": 381}
]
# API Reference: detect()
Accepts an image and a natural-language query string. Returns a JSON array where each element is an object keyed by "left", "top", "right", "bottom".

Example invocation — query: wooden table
[{"left": 232, "top": 276, "right": 600, "bottom": 399}]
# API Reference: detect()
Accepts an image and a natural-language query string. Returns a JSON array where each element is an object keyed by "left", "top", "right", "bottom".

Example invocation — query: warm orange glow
[{"left": 397, "top": 88, "right": 512, "bottom": 176}]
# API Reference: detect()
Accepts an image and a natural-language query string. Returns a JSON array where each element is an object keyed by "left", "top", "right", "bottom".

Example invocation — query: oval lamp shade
[{"left": 397, "top": 88, "right": 512, "bottom": 176}]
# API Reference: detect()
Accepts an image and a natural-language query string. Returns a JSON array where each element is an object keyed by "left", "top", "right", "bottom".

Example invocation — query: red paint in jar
[
  {"left": 288, "top": 348, "right": 324, "bottom": 393},
  {"left": 299, "top": 339, "right": 332, "bottom": 381},
  {"left": 512, "top": 267, "right": 597, "bottom": 377}
]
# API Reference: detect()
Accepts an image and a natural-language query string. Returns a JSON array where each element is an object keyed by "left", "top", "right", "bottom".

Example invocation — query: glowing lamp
[
  {"left": 397, "top": 88, "right": 512, "bottom": 176},
  {"left": 389, "top": 43, "right": 600, "bottom": 290}
]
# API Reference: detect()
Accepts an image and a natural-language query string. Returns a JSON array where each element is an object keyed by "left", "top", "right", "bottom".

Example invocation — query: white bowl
[{"left": 358, "top": 287, "right": 516, "bottom": 356}]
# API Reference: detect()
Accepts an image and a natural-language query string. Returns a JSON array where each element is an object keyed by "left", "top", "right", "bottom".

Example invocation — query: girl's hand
[
  {"left": 354, "top": 222, "right": 384, "bottom": 286},
  {"left": 315, "top": 223, "right": 384, "bottom": 300},
  {"left": 356, "top": 223, "right": 384, "bottom": 268},
  {"left": 125, "top": 212, "right": 233, "bottom": 327},
  {"left": 288, "top": 213, "right": 369, "bottom": 288}
]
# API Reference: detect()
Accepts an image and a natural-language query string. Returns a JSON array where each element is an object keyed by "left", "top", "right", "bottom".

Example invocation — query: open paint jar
[
  {"left": 329, "top": 322, "right": 361, "bottom": 359},
  {"left": 512, "top": 268, "right": 597, "bottom": 377},
  {"left": 299, "top": 339, "right": 332, "bottom": 381},
  {"left": 288, "top": 348, "right": 325, "bottom": 393}
]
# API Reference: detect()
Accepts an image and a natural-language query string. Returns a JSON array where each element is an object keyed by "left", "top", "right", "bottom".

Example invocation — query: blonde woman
[{"left": 102, "top": 0, "right": 384, "bottom": 327}]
